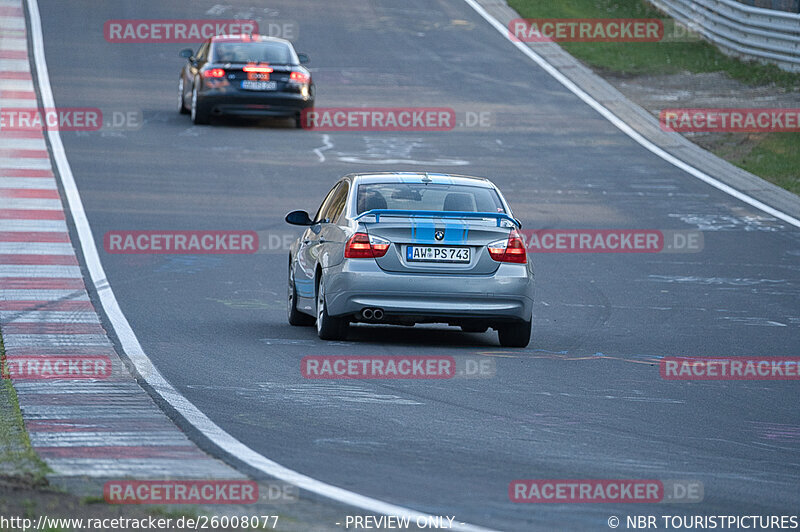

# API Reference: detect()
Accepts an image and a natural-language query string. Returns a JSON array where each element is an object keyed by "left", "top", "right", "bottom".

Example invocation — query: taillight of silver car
[
  {"left": 487, "top": 229, "right": 527, "bottom": 264},
  {"left": 344, "top": 233, "right": 390, "bottom": 259}
]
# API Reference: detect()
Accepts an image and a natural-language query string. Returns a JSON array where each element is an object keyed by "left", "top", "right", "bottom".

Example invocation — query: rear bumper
[
  {"left": 324, "top": 259, "right": 534, "bottom": 323},
  {"left": 199, "top": 88, "right": 313, "bottom": 117}
]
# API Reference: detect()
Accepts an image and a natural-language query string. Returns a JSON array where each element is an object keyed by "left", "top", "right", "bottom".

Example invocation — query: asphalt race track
[{"left": 35, "top": 0, "right": 800, "bottom": 529}]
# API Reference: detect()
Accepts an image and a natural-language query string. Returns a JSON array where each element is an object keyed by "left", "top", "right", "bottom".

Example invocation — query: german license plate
[
  {"left": 406, "top": 246, "right": 470, "bottom": 263},
  {"left": 241, "top": 80, "right": 277, "bottom": 91}
]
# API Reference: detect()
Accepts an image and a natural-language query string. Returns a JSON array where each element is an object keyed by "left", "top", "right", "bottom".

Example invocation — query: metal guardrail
[
  {"left": 736, "top": 0, "right": 799, "bottom": 14},
  {"left": 649, "top": 0, "right": 800, "bottom": 72}
]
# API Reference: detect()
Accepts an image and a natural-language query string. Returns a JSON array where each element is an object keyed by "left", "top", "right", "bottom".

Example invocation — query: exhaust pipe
[{"left": 361, "top": 308, "right": 384, "bottom": 321}]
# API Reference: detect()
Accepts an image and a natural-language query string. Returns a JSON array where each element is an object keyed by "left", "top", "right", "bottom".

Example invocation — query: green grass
[
  {"left": 720, "top": 132, "right": 800, "bottom": 195},
  {"left": 507, "top": 0, "right": 800, "bottom": 194},
  {"left": 0, "top": 333, "right": 51, "bottom": 483},
  {"left": 80, "top": 495, "right": 107, "bottom": 504},
  {"left": 507, "top": 0, "right": 800, "bottom": 88}
]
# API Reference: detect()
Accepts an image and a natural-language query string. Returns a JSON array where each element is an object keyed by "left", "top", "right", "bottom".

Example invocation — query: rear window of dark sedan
[
  {"left": 212, "top": 42, "right": 296, "bottom": 64},
  {"left": 356, "top": 183, "right": 506, "bottom": 214}
]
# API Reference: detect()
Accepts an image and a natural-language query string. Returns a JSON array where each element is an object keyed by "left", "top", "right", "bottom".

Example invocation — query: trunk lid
[
  {"left": 359, "top": 212, "right": 515, "bottom": 274},
  {"left": 223, "top": 63, "right": 296, "bottom": 92}
]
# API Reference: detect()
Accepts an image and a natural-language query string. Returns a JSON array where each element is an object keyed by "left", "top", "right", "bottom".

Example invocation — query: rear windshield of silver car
[
  {"left": 212, "top": 42, "right": 296, "bottom": 64},
  {"left": 356, "top": 183, "right": 505, "bottom": 214}
]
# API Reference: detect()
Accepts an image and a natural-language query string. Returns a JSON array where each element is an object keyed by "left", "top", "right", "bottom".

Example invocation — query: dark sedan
[{"left": 178, "top": 34, "right": 314, "bottom": 126}]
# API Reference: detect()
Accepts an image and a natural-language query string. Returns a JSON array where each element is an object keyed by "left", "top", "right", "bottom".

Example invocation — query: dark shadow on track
[
  {"left": 342, "top": 323, "right": 502, "bottom": 348},
  {"left": 206, "top": 115, "right": 297, "bottom": 129}
]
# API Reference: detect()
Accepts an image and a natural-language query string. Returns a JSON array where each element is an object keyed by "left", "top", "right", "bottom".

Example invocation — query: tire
[
  {"left": 316, "top": 277, "right": 348, "bottom": 340},
  {"left": 498, "top": 319, "right": 531, "bottom": 348},
  {"left": 191, "top": 80, "right": 210, "bottom": 125},
  {"left": 288, "top": 265, "right": 314, "bottom": 326},
  {"left": 178, "top": 77, "right": 189, "bottom": 114},
  {"left": 297, "top": 107, "right": 313, "bottom": 129}
]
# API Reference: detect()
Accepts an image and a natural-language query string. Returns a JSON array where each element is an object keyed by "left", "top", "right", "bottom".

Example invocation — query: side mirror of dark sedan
[
  {"left": 179, "top": 48, "right": 194, "bottom": 60},
  {"left": 297, "top": 53, "right": 310, "bottom": 65},
  {"left": 285, "top": 210, "right": 313, "bottom": 226}
]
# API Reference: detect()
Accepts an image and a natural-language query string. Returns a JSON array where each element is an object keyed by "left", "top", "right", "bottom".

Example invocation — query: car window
[
  {"left": 314, "top": 183, "right": 341, "bottom": 222},
  {"left": 356, "top": 183, "right": 505, "bottom": 214},
  {"left": 212, "top": 42, "right": 296, "bottom": 64},
  {"left": 325, "top": 182, "right": 350, "bottom": 224},
  {"left": 195, "top": 41, "right": 210, "bottom": 61}
]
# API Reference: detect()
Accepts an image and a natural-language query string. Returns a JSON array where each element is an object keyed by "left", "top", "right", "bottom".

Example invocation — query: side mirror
[
  {"left": 285, "top": 210, "right": 313, "bottom": 226},
  {"left": 297, "top": 53, "right": 309, "bottom": 65},
  {"left": 179, "top": 48, "right": 194, "bottom": 60}
]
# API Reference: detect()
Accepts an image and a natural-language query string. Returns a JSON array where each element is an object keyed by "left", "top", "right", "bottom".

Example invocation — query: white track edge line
[
  {"left": 24, "top": 1, "right": 494, "bottom": 530},
  {"left": 463, "top": 0, "right": 800, "bottom": 230}
]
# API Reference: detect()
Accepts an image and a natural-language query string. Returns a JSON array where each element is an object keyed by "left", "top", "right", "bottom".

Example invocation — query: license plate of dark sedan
[
  {"left": 407, "top": 246, "right": 470, "bottom": 262},
  {"left": 240, "top": 80, "right": 277, "bottom": 91}
]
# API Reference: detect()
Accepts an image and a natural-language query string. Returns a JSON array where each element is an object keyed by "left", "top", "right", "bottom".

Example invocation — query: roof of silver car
[
  {"left": 347, "top": 172, "right": 494, "bottom": 187},
  {"left": 210, "top": 34, "right": 292, "bottom": 45}
]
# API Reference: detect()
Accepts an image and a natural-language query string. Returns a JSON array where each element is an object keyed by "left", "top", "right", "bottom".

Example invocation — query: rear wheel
[
  {"left": 498, "top": 319, "right": 531, "bottom": 348},
  {"left": 191, "top": 81, "right": 210, "bottom": 125},
  {"left": 287, "top": 266, "right": 314, "bottom": 326},
  {"left": 178, "top": 77, "right": 189, "bottom": 114},
  {"left": 297, "top": 107, "right": 313, "bottom": 129},
  {"left": 316, "top": 278, "right": 348, "bottom": 340}
]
